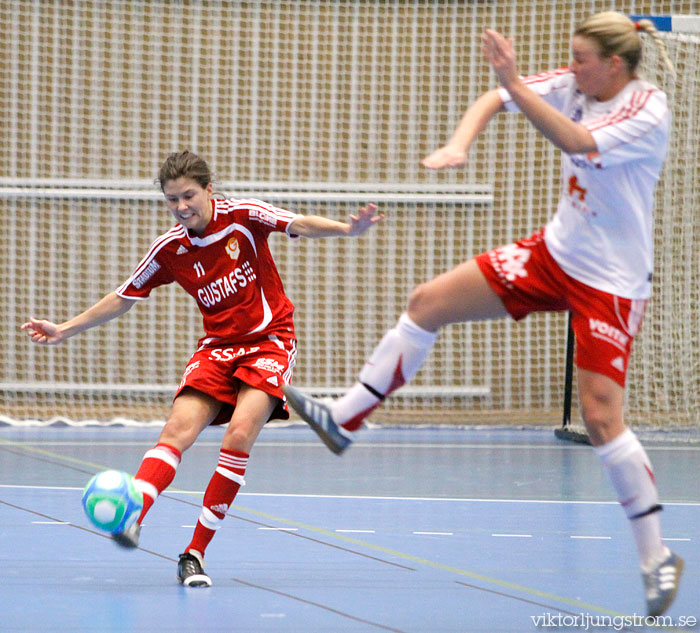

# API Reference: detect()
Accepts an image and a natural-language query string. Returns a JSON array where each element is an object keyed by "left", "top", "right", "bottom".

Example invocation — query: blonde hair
[{"left": 575, "top": 11, "right": 676, "bottom": 79}]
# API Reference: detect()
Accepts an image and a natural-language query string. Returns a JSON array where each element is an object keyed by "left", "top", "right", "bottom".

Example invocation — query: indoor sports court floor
[{"left": 1, "top": 424, "right": 698, "bottom": 633}]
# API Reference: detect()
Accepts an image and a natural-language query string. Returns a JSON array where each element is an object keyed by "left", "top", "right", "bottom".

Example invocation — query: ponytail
[{"left": 635, "top": 19, "right": 677, "bottom": 79}]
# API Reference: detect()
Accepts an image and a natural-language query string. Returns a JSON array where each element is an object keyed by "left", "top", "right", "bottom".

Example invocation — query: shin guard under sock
[
  {"left": 331, "top": 313, "right": 437, "bottom": 431},
  {"left": 186, "top": 449, "right": 248, "bottom": 556}
]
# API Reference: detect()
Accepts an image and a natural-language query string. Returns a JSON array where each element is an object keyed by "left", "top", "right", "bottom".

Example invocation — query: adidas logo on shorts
[{"left": 611, "top": 356, "right": 625, "bottom": 372}]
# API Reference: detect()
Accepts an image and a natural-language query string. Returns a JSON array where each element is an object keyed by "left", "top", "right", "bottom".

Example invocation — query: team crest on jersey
[{"left": 225, "top": 237, "right": 240, "bottom": 260}]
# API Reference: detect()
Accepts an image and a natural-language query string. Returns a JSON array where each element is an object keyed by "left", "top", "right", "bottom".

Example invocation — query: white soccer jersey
[{"left": 498, "top": 69, "right": 669, "bottom": 299}]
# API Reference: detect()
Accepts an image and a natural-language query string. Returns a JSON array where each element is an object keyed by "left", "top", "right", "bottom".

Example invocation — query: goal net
[{"left": 0, "top": 2, "right": 698, "bottom": 428}]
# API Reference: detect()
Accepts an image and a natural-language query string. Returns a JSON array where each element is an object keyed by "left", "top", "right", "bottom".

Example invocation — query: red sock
[
  {"left": 186, "top": 449, "right": 248, "bottom": 556},
  {"left": 133, "top": 443, "right": 182, "bottom": 523}
]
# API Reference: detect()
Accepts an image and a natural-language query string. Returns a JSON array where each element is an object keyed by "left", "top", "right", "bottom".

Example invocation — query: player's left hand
[
  {"left": 482, "top": 29, "right": 519, "bottom": 89},
  {"left": 21, "top": 317, "right": 65, "bottom": 345},
  {"left": 347, "top": 203, "right": 384, "bottom": 236}
]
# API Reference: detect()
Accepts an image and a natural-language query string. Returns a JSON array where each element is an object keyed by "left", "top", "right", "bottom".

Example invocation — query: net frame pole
[
  {"left": 554, "top": 312, "right": 591, "bottom": 445},
  {"left": 561, "top": 312, "right": 574, "bottom": 428}
]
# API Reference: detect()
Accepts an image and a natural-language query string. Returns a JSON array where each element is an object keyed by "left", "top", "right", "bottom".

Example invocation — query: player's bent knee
[
  {"left": 580, "top": 393, "right": 610, "bottom": 422},
  {"left": 579, "top": 400, "right": 625, "bottom": 445},
  {"left": 407, "top": 283, "right": 447, "bottom": 329},
  {"left": 407, "top": 283, "right": 429, "bottom": 311},
  {"left": 159, "top": 416, "right": 200, "bottom": 452},
  {"left": 222, "top": 424, "right": 257, "bottom": 452}
]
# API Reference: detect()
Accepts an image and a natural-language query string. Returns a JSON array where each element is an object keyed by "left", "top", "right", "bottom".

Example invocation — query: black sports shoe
[
  {"left": 177, "top": 551, "right": 212, "bottom": 587},
  {"left": 112, "top": 521, "right": 140, "bottom": 549},
  {"left": 282, "top": 384, "right": 352, "bottom": 455}
]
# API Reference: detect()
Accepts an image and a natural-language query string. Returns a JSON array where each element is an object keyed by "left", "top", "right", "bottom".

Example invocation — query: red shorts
[
  {"left": 175, "top": 334, "right": 297, "bottom": 425},
  {"left": 475, "top": 230, "right": 646, "bottom": 387}
]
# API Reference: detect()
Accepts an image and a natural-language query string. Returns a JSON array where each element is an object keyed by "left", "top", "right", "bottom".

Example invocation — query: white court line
[
  {"left": 1, "top": 484, "right": 86, "bottom": 491},
  {"left": 258, "top": 527, "right": 298, "bottom": 532},
  {"left": 22, "top": 519, "right": 692, "bottom": 543},
  {"left": 492, "top": 533, "right": 532, "bottom": 538},
  {"left": 2, "top": 484, "right": 700, "bottom": 507},
  {"left": 8, "top": 439, "right": 700, "bottom": 451},
  {"left": 238, "top": 493, "right": 700, "bottom": 507},
  {"left": 258, "top": 441, "right": 700, "bottom": 452},
  {"left": 10, "top": 497, "right": 693, "bottom": 543}
]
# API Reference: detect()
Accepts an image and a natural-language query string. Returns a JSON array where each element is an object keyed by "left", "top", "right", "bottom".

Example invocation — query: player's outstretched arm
[
  {"left": 21, "top": 291, "right": 137, "bottom": 345},
  {"left": 480, "top": 29, "right": 596, "bottom": 154},
  {"left": 421, "top": 89, "right": 504, "bottom": 170},
  {"left": 289, "top": 204, "right": 383, "bottom": 238}
]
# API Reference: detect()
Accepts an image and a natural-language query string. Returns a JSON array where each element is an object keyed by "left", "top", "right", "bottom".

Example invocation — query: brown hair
[
  {"left": 156, "top": 150, "right": 213, "bottom": 191},
  {"left": 575, "top": 11, "right": 675, "bottom": 78}
]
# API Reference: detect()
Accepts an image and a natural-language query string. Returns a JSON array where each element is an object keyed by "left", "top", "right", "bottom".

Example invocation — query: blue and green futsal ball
[{"left": 82, "top": 470, "right": 143, "bottom": 533}]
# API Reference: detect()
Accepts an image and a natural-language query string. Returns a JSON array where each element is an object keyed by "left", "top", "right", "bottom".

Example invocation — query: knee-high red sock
[
  {"left": 186, "top": 449, "right": 248, "bottom": 556},
  {"left": 133, "top": 443, "right": 182, "bottom": 523}
]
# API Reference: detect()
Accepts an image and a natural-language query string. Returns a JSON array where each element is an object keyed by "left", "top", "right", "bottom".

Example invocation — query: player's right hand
[
  {"left": 421, "top": 145, "right": 468, "bottom": 169},
  {"left": 21, "top": 317, "right": 65, "bottom": 345}
]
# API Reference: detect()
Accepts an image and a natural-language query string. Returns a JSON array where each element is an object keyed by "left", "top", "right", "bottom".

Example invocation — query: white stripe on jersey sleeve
[
  {"left": 212, "top": 197, "right": 301, "bottom": 237},
  {"left": 497, "top": 67, "right": 572, "bottom": 110},
  {"left": 586, "top": 90, "right": 667, "bottom": 154},
  {"left": 586, "top": 91, "right": 653, "bottom": 133},
  {"left": 233, "top": 198, "right": 301, "bottom": 226},
  {"left": 115, "top": 225, "right": 185, "bottom": 296}
]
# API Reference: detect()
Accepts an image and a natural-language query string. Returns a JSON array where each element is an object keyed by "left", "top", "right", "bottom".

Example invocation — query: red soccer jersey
[{"left": 116, "top": 197, "right": 301, "bottom": 346}]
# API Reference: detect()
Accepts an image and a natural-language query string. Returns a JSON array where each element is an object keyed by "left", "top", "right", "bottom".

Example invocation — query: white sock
[
  {"left": 594, "top": 428, "right": 668, "bottom": 570},
  {"left": 331, "top": 313, "right": 437, "bottom": 429},
  {"left": 330, "top": 382, "right": 380, "bottom": 430}
]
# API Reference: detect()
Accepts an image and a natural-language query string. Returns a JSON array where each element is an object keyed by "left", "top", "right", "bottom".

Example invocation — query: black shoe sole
[
  {"left": 111, "top": 524, "right": 140, "bottom": 549},
  {"left": 282, "top": 385, "right": 351, "bottom": 455}
]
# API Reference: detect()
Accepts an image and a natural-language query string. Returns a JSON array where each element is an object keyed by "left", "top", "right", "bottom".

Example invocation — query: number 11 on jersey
[{"left": 193, "top": 261, "right": 205, "bottom": 278}]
